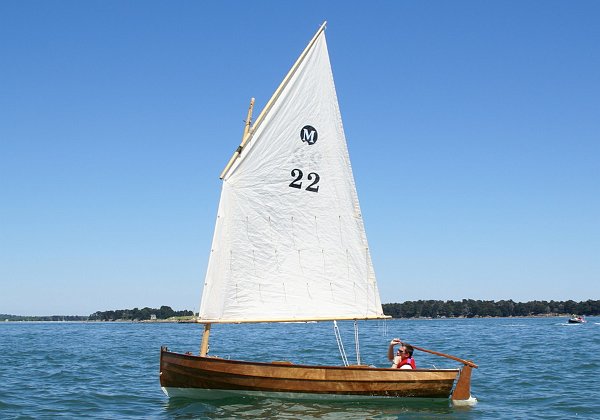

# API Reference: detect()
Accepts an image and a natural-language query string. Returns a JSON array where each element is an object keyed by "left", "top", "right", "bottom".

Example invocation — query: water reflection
[{"left": 163, "top": 395, "right": 464, "bottom": 419}]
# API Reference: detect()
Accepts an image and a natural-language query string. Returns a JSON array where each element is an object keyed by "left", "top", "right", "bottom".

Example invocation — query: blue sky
[{"left": 1, "top": 1, "right": 598, "bottom": 315}]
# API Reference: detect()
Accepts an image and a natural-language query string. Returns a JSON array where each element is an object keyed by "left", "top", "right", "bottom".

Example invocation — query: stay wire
[{"left": 333, "top": 320, "right": 349, "bottom": 366}]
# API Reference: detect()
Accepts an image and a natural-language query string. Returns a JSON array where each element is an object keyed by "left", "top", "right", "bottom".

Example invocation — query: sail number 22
[{"left": 289, "top": 169, "right": 320, "bottom": 192}]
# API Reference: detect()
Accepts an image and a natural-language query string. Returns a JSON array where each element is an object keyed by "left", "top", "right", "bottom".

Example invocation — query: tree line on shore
[
  {"left": 3, "top": 300, "right": 598, "bottom": 321},
  {"left": 1, "top": 314, "right": 90, "bottom": 322},
  {"left": 382, "top": 299, "right": 600, "bottom": 318},
  {"left": 2, "top": 306, "right": 194, "bottom": 322},
  {"left": 89, "top": 306, "right": 194, "bottom": 321}
]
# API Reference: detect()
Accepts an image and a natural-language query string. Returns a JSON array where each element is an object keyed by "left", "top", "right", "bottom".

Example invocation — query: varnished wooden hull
[{"left": 160, "top": 347, "right": 460, "bottom": 400}]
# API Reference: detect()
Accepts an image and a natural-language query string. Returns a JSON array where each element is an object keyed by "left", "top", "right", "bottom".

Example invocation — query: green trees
[
  {"left": 382, "top": 299, "right": 600, "bottom": 318},
  {"left": 5, "top": 300, "right": 598, "bottom": 321},
  {"left": 88, "top": 306, "right": 193, "bottom": 321}
]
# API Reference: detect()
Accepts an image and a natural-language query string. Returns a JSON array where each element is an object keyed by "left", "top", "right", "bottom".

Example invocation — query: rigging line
[
  {"left": 354, "top": 320, "right": 361, "bottom": 365},
  {"left": 333, "top": 320, "right": 349, "bottom": 367}
]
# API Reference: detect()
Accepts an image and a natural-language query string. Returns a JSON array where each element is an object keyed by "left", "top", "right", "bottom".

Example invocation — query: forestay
[{"left": 199, "top": 29, "right": 385, "bottom": 323}]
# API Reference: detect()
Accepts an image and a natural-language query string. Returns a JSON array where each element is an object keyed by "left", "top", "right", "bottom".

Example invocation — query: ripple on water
[{"left": 2, "top": 318, "right": 600, "bottom": 419}]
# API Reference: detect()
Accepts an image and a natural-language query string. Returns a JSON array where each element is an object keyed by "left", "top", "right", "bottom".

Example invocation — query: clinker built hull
[{"left": 159, "top": 348, "right": 460, "bottom": 400}]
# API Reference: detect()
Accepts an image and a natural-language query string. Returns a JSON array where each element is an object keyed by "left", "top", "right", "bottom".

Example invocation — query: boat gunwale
[{"left": 161, "top": 348, "right": 460, "bottom": 374}]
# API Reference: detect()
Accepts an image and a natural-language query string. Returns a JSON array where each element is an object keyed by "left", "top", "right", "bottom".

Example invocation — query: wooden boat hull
[{"left": 160, "top": 347, "right": 460, "bottom": 400}]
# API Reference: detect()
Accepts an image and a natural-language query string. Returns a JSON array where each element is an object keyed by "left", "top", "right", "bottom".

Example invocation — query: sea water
[{"left": 1, "top": 317, "right": 599, "bottom": 419}]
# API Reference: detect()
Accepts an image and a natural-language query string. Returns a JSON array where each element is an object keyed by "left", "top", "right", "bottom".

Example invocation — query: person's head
[{"left": 398, "top": 344, "right": 414, "bottom": 359}]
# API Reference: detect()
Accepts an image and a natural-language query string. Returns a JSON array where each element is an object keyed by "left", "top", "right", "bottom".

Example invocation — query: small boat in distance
[
  {"left": 160, "top": 21, "right": 477, "bottom": 404},
  {"left": 568, "top": 315, "right": 586, "bottom": 324}
]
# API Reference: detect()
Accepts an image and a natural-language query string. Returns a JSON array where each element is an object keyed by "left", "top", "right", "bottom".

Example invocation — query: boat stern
[{"left": 451, "top": 363, "right": 478, "bottom": 405}]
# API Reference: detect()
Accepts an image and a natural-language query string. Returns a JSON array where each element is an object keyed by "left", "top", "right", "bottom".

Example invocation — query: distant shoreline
[
  {"left": 1, "top": 317, "right": 198, "bottom": 323},
  {"left": 2, "top": 314, "right": 591, "bottom": 323},
  {"left": 4, "top": 299, "right": 597, "bottom": 321}
]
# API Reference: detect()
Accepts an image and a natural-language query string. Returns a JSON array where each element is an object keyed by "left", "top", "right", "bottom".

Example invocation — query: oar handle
[{"left": 404, "top": 342, "right": 478, "bottom": 368}]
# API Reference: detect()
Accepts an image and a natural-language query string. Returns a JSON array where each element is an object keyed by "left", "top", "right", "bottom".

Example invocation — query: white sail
[{"left": 199, "top": 28, "right": 385, "bottom": 323}]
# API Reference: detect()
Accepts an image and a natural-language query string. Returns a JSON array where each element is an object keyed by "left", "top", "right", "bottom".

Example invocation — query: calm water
[{"left": 1, "top": 317, "right": 599, "bottom": 419}]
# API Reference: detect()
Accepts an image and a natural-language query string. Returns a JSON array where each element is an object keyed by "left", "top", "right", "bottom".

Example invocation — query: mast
[
  {"left": 219, "top": 21, "right": 327, "bottom": 179},
  {"left": 199, "top": 323, "right": 211, "bottom": 356},
  {"left": 220, "top": 98, "right": 255, "bottom": 179},
  {"left": 200, "top": 96, "right": 256, "bottom": 355}
]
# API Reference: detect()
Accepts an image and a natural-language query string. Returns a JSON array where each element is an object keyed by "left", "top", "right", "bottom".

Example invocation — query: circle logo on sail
[{"left": 300, "top": 125, "right": 318, "bottom": 145}]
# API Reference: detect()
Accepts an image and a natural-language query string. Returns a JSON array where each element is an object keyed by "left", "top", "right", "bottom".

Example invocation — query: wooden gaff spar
[{"left": 160, "top": 22, "right": 477, "bottom": 403}]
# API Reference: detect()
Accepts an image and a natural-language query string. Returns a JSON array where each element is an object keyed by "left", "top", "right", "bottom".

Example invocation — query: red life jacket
[{"left": 397, "top": 357, "right": 416, "bottom": 369}]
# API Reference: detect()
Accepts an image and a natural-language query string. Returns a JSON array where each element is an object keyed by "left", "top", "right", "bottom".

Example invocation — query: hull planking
[{"left": 159, "top": 348, "right": 460, "bottom": 400}]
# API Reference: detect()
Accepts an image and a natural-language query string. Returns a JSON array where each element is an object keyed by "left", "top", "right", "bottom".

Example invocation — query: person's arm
[{"left": 387, "top": 338, "right": 401, "bottom": 361}]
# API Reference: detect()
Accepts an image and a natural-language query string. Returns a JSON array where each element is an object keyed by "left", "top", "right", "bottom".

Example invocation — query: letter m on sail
[{"left": 300, "top": 125, "right": 318, "bottom": 145}]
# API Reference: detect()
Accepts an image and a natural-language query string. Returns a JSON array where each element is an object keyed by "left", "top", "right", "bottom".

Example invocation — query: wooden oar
[{"left": 403, "top": 342, "right": 478, "bottom": 368}]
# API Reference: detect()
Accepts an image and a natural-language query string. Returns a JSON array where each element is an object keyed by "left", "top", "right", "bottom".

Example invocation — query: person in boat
[{"left": 388, "top": 338, "right": 416, "bottom": 369}]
